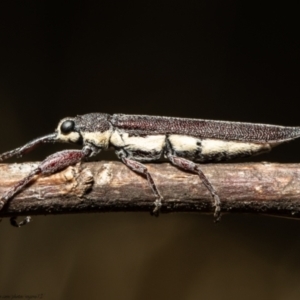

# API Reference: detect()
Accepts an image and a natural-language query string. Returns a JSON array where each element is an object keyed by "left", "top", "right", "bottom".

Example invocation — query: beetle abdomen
[{"left": 166, "top": 135, "right": 272, "bottom": 162}]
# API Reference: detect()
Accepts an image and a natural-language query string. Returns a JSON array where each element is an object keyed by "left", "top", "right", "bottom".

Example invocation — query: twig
[{"left": 1, "top": 161, "right": 300, "bottom": 219}]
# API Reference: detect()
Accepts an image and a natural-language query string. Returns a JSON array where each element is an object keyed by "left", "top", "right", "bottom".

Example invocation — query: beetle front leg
[
  {"left": 121, "top": 157, "right": 163, "bottom": 216},
  {"left": 0, "top": 149, "right": 91, "bottom": 209}
]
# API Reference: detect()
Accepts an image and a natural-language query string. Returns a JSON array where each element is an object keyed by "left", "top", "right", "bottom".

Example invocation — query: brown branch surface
[{"left": 1, "top": 161, "right": 300, "bottom": 219}]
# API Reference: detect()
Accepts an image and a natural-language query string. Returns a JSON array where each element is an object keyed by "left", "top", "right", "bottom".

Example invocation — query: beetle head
[
  {"left": 0, "top": 113, "right": 112, "bottom": 162},
  {"left": 56, "top": 113, "right": 112, "bottom": 148}
]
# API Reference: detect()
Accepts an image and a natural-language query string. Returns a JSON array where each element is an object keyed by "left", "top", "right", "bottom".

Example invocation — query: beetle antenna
[{"left": 0, "top": 133, "right": 57, "bottom": 162}]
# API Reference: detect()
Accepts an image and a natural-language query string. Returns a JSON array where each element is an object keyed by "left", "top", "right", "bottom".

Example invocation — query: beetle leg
[
  {"left": 121, "top": 157, "right": 163, "bottom": 216},
  {"left": 166, "top": 153, "right": 221, "bottom": 222},
  {"left": 10, "top": 216, "right": 32, "bottom": 227},
  {"left": 0, "top": 149, "right": 89, "bottom": 209}
]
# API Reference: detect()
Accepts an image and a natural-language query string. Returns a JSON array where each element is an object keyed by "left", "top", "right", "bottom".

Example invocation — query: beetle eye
[{"left": 60, "top": 120, "right": 75, "bottom": 134}]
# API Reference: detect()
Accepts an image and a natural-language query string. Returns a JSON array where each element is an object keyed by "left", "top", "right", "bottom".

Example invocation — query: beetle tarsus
[
  {"left": 10, "top": 216, "right": 31, "bottom": 227},
  {"left": 213, "top": 199, "right": 221, "bottom": 223},
  {"left": 152, "top": 197, "right": 163, "bottom": 217}
]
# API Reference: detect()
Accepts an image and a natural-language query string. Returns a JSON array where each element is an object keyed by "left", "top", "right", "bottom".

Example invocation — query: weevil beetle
[{"left": 1, "top": 113, "right": 300, "bottom": 226}]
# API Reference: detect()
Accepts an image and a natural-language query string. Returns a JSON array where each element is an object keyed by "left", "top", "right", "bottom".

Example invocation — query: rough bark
[{"left": 1, "top": 161, "right": 300, "bottom": 219}]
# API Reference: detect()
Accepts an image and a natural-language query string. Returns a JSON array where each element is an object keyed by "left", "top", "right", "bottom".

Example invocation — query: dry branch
[{"left": 1, "top": 161, "right": 300, "bottom": 219}]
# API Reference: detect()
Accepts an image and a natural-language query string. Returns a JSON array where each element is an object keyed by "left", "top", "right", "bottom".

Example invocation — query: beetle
[{"left": 1, "top": 113, "right": 300, "bottom": 226}]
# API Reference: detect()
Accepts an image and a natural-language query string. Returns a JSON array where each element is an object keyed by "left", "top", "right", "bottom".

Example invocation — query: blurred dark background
[{"left": 1, "top": 2, "right": 300, "bottom": 299}]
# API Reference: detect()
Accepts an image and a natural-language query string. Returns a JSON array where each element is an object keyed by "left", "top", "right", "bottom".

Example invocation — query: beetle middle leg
[
  {"left": 164, "top": 140, "right": 221, "bottom": 221},
  {"left": 121, "top": 157, "right": 163, "bottom": 215}
]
